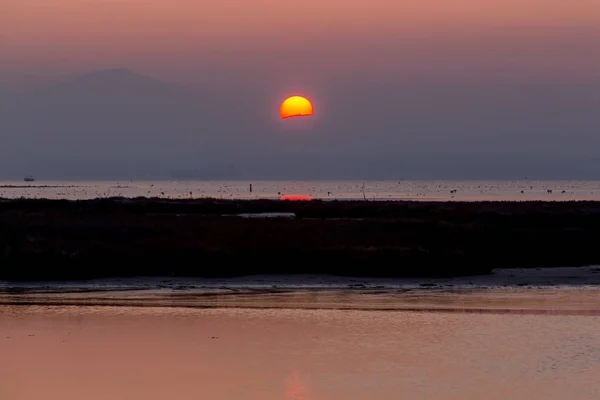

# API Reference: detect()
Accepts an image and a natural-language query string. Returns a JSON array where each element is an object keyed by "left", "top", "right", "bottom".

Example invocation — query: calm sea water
[
  {"left": 2, "top": 180, "right": 600, "bottom": 201},
  {"left": 2, "top": 289, "right": 600, "bottom": 399}
]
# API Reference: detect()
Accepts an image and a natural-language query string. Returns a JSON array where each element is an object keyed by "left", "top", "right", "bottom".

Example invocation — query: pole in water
[{"left": 249, "top": 184, "right": 253, "bottom": 193}]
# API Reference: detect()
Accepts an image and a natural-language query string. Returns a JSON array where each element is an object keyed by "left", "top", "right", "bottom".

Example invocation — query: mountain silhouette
[
  {"left": 0, "top": 69, "right": 247, "bottom": 178},
  {"left": 23, "top": 68, "right": 201, "bottom": 107}
]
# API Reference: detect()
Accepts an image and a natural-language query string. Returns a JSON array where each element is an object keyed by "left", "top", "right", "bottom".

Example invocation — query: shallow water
[
  {"left": 2, "top": 179, "right": 600, "bottom": 201},
  {"left": 2, "top": 289, "right": 600, "bottom": 399}
]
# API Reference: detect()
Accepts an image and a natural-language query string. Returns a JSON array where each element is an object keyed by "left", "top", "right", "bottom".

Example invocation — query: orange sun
[{"left": 280, "top": 96, "right": 314, "bottom": 119}]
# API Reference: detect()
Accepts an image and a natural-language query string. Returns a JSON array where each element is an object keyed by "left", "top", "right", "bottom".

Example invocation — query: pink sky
[{"left": 2, "top": 0, "right": 600, "bottom": 86}]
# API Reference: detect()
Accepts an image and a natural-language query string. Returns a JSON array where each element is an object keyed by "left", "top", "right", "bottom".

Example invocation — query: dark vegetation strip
[{"left": 1, "top": 197, "right": 600, "bottom": 280}]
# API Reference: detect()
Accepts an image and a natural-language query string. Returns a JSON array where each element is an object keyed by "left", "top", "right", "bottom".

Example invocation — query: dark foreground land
[{"left": 1, "top": 198, "right": 600, "bottom": 280}]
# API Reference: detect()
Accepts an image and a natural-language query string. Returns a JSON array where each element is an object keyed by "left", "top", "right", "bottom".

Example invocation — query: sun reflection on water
[{"left": 284, "top": 370, "right": 310, "bottom": 400}]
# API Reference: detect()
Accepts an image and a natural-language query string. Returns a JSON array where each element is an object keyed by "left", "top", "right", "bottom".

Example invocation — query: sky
[
  {"left": 1, "top": 0, "right": 600, "bottom": 179},
  {"left": 3, "top": 0, "right": 600, "bottom": 86}
]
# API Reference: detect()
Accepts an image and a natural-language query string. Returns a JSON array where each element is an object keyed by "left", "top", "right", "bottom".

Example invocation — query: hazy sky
[
  {"left": 1, "top": 0, "right": 600, "bottom": 179},
  {"left": 3, "top": 0, "right": 600, "bottom": 87}
]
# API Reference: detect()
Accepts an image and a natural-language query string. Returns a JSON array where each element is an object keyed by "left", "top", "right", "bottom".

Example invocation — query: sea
[{"left": 2, "top": 179, "right": 600, "bottom": 201}]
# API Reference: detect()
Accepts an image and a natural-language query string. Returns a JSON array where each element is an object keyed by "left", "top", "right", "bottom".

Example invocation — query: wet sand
[
  {"left": 2, "top": 267, "right": 600, "bottom": 315},
  {"left": 2, "top": 288, "right": 600, "bottom": 316}
]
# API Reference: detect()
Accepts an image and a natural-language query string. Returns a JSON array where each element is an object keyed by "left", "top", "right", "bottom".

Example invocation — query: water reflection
[
  {"left": 284, "top": 370, "right": 310, "bottom": 400},
  {"left": 2, "top": 305, "right": 600, "bottom": 399}
]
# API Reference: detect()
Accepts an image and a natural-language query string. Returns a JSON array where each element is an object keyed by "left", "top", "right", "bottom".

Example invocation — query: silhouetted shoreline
[{"left": 2, "top": 197, "right": 600, "bottom": 280}]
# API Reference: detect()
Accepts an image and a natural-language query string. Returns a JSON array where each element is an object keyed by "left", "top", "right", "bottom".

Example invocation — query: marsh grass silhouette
[{"left": 1, "top": 197, "right": 600, "bottom": 280}]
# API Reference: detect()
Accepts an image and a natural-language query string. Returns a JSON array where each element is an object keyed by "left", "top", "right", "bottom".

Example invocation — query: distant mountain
[
  {"left": 19, "top": 68, "right": 198, "bottom": 107},
  {"left": 169, "top": 164, "right": 241, "bottom": 180},
  {"left": 0, "top": 90, "right": 13, "bottom": 109},
  {"left": 5, "top": 68, "right": 209, "bottom": 131},
  {"left": 0, "top": 69, "right": 247, "bottom": 178}
]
